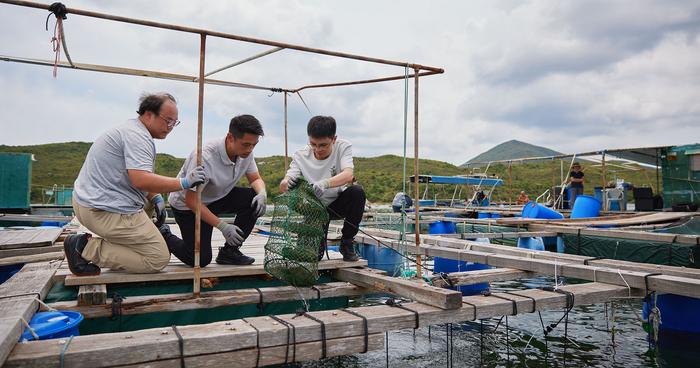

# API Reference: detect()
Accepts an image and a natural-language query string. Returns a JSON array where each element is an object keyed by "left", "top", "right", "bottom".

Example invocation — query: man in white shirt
[
  {"left": 65, "top": 93, "right": 206, "bottom": 276},
  {"left": 279, "top": 116, "right": 364, "bottom": 262},
  {"left": 164, "top": 115, "right": 267, "bottom": 266}
]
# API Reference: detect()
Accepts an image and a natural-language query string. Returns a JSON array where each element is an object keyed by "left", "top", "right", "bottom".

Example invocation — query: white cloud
[{"left": 1, "top": 0, "right": 699, "bottom": 166}]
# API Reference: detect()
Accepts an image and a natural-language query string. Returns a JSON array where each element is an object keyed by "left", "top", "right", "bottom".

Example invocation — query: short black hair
[
  {"left": 136, "top": 93, "right": 176, "bottom": 116},
  {"left": 229, "top": 114, "right": 264, "bottom": 138},
  {"left": 307, "top": 116, "right": 336, "bottom": 138},
  {"left": 572, "top": 162, "right": 581, "bottom": 167}
]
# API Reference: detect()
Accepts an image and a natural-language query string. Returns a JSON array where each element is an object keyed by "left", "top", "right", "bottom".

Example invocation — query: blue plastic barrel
[
  {"left": 517, "top": 237, "right": 545, "bottom": 251},
  {"left": 490, "top": 213, "right": 502, "bottom": 219},
  {"left": 434, "top": 257, "right": 491, "bottom": 295},
  {"left": 521, "top": 202, "right": 564, "bottom": 219},
  {"left": 428, "top": 221, "right": 457, "bottom": 234},
  {"left": 20, "top": 311, "right": 83, "bottom": 341},
  {"left": 570, "top": 195, "right": 602, "bottom": 219},
  {"left": 643, "top": 294, "right": 700, "bottom": 334},
  {"left": 477, "top": 212, "right": 490, "bottom": 219},
  {"left": 358, "top": 243, "right": 402, "bottom": 275}
]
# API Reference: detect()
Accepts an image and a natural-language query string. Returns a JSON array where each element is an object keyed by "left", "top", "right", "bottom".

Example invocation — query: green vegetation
[{"left": 1, "top": 142, "right": 659, "bottom": 205}]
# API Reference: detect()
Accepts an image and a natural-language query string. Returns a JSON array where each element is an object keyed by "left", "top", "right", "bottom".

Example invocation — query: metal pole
[
  {"left": 193, "top": 33, "right": 206, "bottom": 297},
  {"left": 413, "top": 68, "right": 422, "bottom": 277},
  {"left": 656, "top": 148, "right": 660, "bottom": 193},
  {"left": 507, "top": 161, "right": 512, "bottom": 206},
  {"left": 284, "top": 92, "right": 289, "bottom": 170},
  {"left": 1, "top": 0, "right": 444, "bottom": 73},
  {"left": 601, "top": 151, "right": 607, "bottom": 211}
]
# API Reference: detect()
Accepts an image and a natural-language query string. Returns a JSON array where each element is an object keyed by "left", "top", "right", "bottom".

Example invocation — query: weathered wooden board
[
  {"left": 0, "top": 245, "right": 63, "bottom": 258},
  {"left": 354, "top": 227, "right": 700, "bottom": 280},
  {"left": 528, "top": 223, "right": 700, "bottom": 245},
  {"left": 77, "top": 285, "right": 107, "bottom": 306},
  {"left": 333, "top": 268, "right": 463, "bottom": 310},
  {"left": 51, "top": 282, "right": 367, "bottom": 318},
  {"left": 0, "top": 261, "right": 62, "bottom": 367},
  {"left": 7, "top": 282, "right": 635, "bottom": 368},
  {"left": 356, "top": 232, "right": 700, "bottom": 298},
  {"left": 431, "top": 268, "right": 533, "bottom": 288},
  {"left": 0, "top": 228, "right": 63, "bottom": 250},
  {"left": 0, "top": 252, "right": 64, "bottom": 267}
]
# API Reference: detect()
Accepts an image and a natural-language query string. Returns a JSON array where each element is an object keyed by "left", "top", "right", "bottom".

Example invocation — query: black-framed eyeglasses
[{"left": 159, "top": 114, "right": 181, "bottom": 128}]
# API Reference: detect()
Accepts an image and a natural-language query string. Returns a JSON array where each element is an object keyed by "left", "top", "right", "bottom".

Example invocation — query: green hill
[{"left": 462, "top": 140, "right": 562, "bottom": 167}]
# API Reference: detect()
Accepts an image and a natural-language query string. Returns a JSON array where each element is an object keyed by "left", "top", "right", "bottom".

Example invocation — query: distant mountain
[{"left": 461, "top": 140, "right": 563, "bottom": 167}]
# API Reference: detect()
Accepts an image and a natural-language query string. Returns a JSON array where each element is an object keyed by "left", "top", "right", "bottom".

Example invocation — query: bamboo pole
[
  {"left": 193, "top": 34, "right": 206, "bottom": 297},
  {"left": 413, "top": 68, "right": 422, "bottom": 277},
  {"left": 284, "top": 92, "right": 289, "bottom": 170}
]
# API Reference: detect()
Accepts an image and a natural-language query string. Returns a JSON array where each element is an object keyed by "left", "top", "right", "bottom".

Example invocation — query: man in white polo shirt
[
  {"left": 279, "top": 115, "right": 364, "bottom": 262},
  {"left": 164, "top": 114, "right": 267, "bottom": 266}
]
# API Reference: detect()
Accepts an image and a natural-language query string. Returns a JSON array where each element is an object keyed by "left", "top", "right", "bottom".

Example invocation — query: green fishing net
[{"left": 264, "top": 178, "right": 329, "bottom": 286}]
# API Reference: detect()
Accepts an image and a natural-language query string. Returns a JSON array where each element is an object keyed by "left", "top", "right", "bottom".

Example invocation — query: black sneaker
[
  {"left": 63, "top": 233, "right": 101, "bottom": 276},
  {"left": 216, "top": 245, "right": 255, "bottom": 265},
  {"left": 339, "top": 239, "right": 359, "bottom": 262}
]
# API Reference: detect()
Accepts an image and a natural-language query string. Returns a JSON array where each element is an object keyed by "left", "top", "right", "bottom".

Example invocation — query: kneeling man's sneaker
[
  {"left": 216, "top": 245, "right": 255, "bottom": 265},
  {"left": 339, "top": 239, "right": 359, "bottom": 262},
  {"left": 63, "top": 233, "right": 101, "bottom": 276}
]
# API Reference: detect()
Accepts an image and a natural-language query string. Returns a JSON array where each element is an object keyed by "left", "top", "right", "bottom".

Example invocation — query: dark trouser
[
  {"left": 569, "top": 186, "right": 583, "bottom": 209},
  {"left": 164, "top": 187, "right": 258, "bottom": 267},
  {"left": 322, "top": 185, "right": 366, "bottom": 247}
]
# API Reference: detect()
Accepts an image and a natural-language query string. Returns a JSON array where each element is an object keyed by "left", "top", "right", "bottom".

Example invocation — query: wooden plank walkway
[
  {"left": 0, "top": 228, "right": 63, "bottom": 250},
  {"left": 57, "top": 228, "right": 367, "bottom": 286},
  {"left": 5, "top": 282, "right": 636, "bottom": 368}
]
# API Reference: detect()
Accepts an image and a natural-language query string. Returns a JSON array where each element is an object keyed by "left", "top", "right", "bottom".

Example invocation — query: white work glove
[
  {"left": 180, "top": 165, "right": 206, "bottom": 189},
  {"left": 151, "top": 194, "right": 167, "bottom": 227},
  {"left": 251, "top": 192, "right": 267, "bottom": 218},
  {"left": 311, "top": 179, "right": 331, "bottom": 199},
  {"left": 216, "top": 221, "right": 245, "bottom": 247}
]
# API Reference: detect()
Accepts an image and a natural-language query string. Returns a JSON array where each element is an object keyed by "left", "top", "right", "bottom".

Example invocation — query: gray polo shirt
[
  {"left": 285, "top": 138, "right": 354, "bottom": 206},
  {"left": 169, "top": 137, "right": 259, "bottom": 210},
  {"left": 73, "top": 118, "right": 155, "bottom": 214}
]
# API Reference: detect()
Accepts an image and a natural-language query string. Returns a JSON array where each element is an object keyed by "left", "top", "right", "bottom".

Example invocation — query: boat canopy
[{"left": 409, "top": 175, "right": 503, "bottom": 186}]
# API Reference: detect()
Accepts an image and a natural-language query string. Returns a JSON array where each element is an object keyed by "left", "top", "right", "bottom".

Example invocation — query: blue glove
[
  {"left": 180, "top": 165, "right": 206, "bottom": 189},
  {"left": 251, "top": 192, "right": 267, "bottom": 217},
  {"left": 151, "top": 194, "right": 167, "bottom": 227}
]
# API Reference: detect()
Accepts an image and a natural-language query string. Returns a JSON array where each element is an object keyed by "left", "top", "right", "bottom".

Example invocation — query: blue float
[
  {"left": 358, "top": 243, "right": 402, "bottom": 275},
  {"left": 428, "top": 221, "right": 457, "bottom": 234},
  {"left": 477, "top": 212, "right": 490, "bottom": 219},
  {"left": 517, "top": 237, "right": 545, "bottom": 251},
  {"left": 430, "top": 221, "right": 490, "bottom": 295},
  {"left": 570, "top": 195, "right": 602, "bottom": 219},
  {"left": 643, "top": 294, "right": 700, "bottom": 334},
  {"left": 20, "top": 311, "right": 83, "bottom": 341},
  {"left": 521, "top": 201, "right": 564, "bottom": 219}
]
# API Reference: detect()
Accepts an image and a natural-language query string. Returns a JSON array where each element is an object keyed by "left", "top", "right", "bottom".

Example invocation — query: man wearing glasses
[
  {"left": 163, "top": 114, "right": 267, "bottom": 267},
  {"left": 64, "top": 93, "right": 206, "bottom": 276},
  {"left": 279, "top": 115, "right": 364, "bottom": 262}
]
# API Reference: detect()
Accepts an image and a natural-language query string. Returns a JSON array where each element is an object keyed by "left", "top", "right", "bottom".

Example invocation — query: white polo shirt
[
  {"left": 285, "top": 138, "right": 354, "bottom": 206},
  {"left": 169, "top": 137, "right": 258, "bottom": 210}
]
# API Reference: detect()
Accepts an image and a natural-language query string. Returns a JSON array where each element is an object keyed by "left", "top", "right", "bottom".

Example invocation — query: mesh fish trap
[{"left": 264, "top": 178, "right": 329, "bottom": 286}]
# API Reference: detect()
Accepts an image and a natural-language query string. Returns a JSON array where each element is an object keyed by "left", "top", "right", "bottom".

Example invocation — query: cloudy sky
[{"left": 1, "top": 1, "right": 698, "bottom": 165}]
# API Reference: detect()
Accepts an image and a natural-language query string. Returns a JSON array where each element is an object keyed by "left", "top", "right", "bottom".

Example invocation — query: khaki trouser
[{"left": 72, "top": 197, "right": 170, "bottom": 273}]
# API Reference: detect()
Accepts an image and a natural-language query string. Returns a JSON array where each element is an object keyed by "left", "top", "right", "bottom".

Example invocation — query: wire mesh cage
[{"left": 264, "top": 178, "right": 329, "bottom": 286}]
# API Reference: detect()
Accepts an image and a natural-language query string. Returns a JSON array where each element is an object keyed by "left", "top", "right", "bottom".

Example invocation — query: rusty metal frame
[{"left": 0, "top": 0, "right": 445, "bottom": 286}]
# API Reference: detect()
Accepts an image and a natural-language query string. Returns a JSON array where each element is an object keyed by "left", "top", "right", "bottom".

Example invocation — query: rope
[
  {"left": 253, "top": 287, "right": 264, "bottom": 314},
  {"left": 583, "top": 256, "right": 604, "bottom": 265},
  {"left": 110, "top": 292, "right": 124, "bottom": 321},
  {"left": 0, "top": 292, "right": 41, "bottom": 302},
  {"left": 643, "top": 273, "right": 662, "bottom": 300},
  {"left": 171, "top": 325, "right": 185, "bottom": 368},
  {"left": 616, "top": 269, "right": 632, "bottom": 298},
  {"left": 505, "top": 291, "right": 537, "bottom": 313},
  {"left": 302, "top": 313, "right": 327, "bottom": 359},
  {"left": 59, "top": 335, "right": 74, "bottom": 368},
  {"left": 385, "top": 298, "right": 419, "bottom": 329},
  {"left": 243, "top": 319, "right": 261, "bottom": 367},
  {"left": 484, "top": 292, "right": 517, "bottom": 316},
  {"left": 310, "top": 286, "right": 321, "bottom": 300},
  {"left": 269, "top": 315, "right": 296, "bottom": 363},
  {"left": 342, "top": 309, "right": 369, "bottom": 353},
  {"left": 46, "top": 2, "right": 68, "bottom": 77},
  {"left": 20, "top": 317, "right": 39, "bottom": 340}
]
